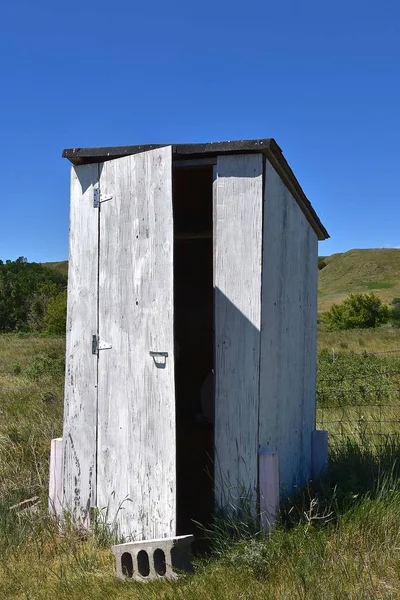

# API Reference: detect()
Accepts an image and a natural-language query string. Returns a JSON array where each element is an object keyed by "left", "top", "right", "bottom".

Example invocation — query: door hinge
[
  {"left": 93, "top": 184, "right": 113, "bottom": 208},
  {"left": 92, "top": 335, "right": 112, "bottom": 355}
]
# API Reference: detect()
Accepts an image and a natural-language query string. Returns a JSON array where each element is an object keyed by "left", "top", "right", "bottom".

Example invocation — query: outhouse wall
[
  {"left": 213, "top": 155, "right": 319, "bottom": 510},
  {"left": 259, "top": 159, "right": 318, "bottom": 496}
]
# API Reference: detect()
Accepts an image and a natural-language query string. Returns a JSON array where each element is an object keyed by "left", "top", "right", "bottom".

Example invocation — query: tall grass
[
  {"left": 0, "top": 334, "right": 64, "bottom": 503},
  {"left": 1, "top": 334, "right": 400, "bottom": 598},
  {"left": 0, "top": 440, "right": 399, "bottom": 599}
]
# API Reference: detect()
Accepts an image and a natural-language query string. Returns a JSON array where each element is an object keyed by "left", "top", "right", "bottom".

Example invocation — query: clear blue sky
[{"left": 1, "top": 0, "right": 399, "bottom": 262}]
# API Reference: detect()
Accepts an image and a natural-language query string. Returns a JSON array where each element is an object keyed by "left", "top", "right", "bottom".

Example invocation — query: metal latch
[
  {"left": 93, "top": 184, "right": 113, "bottom": 208},
  {"left": 92, "top": 335, "right": 112, "bottom": 355},
  {"left": 149, "top": 351, "right": 169, "bottom": 369}
]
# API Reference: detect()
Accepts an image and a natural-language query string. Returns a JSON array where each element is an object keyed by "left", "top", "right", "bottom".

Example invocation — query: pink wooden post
[
  {"left": 259, "top": 449, "right": 279, "bottom": 533},
  {"left": 49, "top": 438, "right": 63, "bottom": 517}
]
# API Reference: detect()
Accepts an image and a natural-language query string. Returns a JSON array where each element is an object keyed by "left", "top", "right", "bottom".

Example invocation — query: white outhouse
[{"left": 60, "top": 139, "right": 328, "bottom": 540}]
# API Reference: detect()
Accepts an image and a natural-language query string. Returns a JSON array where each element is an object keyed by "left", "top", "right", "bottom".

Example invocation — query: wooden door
[
  {"left": 63, "top": 164, "right": 99, "bottom": 526},
  {"left": 96, "top": 147, "right": 176, "bottom": 540}
]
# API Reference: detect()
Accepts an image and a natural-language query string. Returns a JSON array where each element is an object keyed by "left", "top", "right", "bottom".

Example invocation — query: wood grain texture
[
  {"left": 214, "top": 154, "right": 263, "bottom": 512},
  {"left": 97, "top": 147, "right": 175, "bottom": 540},
  {"left": 49, "top": 438, "right": 63, "bottom": 516},
  {"left": 311, "top": 430, "right": 328, "bottom": 479},
  {"left": 259, "top": 449, "right": 279, "bottom": 533},
  {"left": 259, "top": 159, "right": 318, "bottom": 496},
  {"left": 62, "top": 164, "right": 99, "bottom": 524}
]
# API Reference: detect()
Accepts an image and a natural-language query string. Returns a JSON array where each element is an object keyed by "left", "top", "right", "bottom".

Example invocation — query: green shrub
[
  {"left": 324, "top": 293, "right": 389, "bottom": 331},
  {"left": 0, "top": 257, "right": 67, "bottom": 332},
  {"left": 318, "top": 257, "right": 327, "bottom": 270},
  {"left": 44, "top": 291, "right": 67, "bottom": 335},
  {"left": 389, "top": 305, "right": 400, "bottom": 328}
]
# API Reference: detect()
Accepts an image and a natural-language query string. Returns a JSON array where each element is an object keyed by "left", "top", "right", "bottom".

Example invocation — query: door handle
[{"left": 149, "top": 351, "right": 168, "bottom": 369}]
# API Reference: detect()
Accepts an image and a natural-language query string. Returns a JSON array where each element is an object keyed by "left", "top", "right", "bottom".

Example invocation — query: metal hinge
[
  {"left": 92, "top": 335, "right": 112, "bottom": 355},
  {"left": 93, "top": 183, "right": 113, "bottom": 208}
]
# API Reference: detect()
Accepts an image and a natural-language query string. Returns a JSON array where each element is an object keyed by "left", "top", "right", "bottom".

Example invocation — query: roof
[{"left": 62, "top": 138, "right": 329, "bottom": 240}]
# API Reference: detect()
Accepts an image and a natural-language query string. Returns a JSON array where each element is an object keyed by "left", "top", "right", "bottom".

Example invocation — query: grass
[
  {"left": 1, "top": 334, "right": 400, "bottom": 598},
  {"left": 318, "top": 325, "right": 400, "bottom": 353},
  {"left": 318, "top": 248, "right": 400, "bottom": 312},
  {"left": 316, "top": 335, "right": 400, "bottom": 445},
  {"left": 0, "top": 441, "right": 399, "bottom": 599},
  {"left": 0, "top": 334, "right": 64, "bottom": 502}
]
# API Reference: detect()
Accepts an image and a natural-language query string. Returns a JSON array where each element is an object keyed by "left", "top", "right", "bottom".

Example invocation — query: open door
[{"left": 96, "top": 147, "right": 175, "bottom": 540}]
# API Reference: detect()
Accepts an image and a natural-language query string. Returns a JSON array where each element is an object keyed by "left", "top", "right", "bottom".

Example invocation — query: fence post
[
  {"left": 311, "top": 430, "right": 328, "bottom": 480},
  {"left": 49, "top": 437, "right": 63, "bottom": 517},
  {"left": 258, "top": 449, "right": 279, "bottom": 534}
]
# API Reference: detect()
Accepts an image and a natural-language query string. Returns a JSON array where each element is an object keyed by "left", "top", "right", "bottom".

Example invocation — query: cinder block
[{"left": 112, "top": 534, "right": 194, "bottom": 581}]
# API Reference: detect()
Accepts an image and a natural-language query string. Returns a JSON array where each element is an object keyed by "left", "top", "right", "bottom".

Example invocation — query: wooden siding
[
  {"left": 259, "top": 159, "right": 318, "bottom": 496},
  {"left": 214, "top": 154, "right": 263, "bottom": 511},
  {"left": 97, "top": 148, "right": 176, "bottom": 540},
  {"left": 62, "top": 164, "right": 99, "bottom": 523}
]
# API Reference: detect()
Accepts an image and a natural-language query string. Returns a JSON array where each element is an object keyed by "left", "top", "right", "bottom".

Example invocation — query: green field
[{"left": 0, "top": 333, "right": 400, "bottom": 599}]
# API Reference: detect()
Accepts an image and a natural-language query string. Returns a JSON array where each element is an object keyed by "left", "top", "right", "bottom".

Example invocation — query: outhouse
[{"left": 60, "top": 139, "right": 328, "bottom": 541}]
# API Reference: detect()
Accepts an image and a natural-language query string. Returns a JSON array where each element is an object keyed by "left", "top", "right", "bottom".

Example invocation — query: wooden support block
[
  {"left": 49, "top": 437, "right": 63, "bottom": 517},
  {"left": 311, "top": 430, "right": 328, "bottom": 480},
  {"left": 259, "top": 449, "right": 279, "bottom": 533}
]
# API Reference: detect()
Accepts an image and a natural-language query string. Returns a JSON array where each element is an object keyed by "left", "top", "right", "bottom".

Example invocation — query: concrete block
[{"left": 112, "top": 534, "right": 194, "bottom": 581}]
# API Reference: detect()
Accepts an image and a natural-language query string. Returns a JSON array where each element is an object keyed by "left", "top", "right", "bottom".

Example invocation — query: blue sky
[{"left": 1, "top": 0, "right": 399, "bottom": 262}]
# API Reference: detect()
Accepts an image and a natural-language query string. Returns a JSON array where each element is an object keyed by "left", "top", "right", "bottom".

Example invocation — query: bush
[
  {"left": 318, "top": 257, "right": 327, "bottom": 270},
  {"left": 44, "top": 291, "right": 67, "bottom": 335},
  {"left": 324, "top": 293, "right": 389, "bottom": 331},
  {"left": 389, "top": 299, "right": 400, "bottom": 328}
]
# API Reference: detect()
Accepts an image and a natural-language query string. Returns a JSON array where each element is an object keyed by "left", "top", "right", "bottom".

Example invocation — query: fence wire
[{"left": 316, "top": 347, "right": 400, "bottom": 443}]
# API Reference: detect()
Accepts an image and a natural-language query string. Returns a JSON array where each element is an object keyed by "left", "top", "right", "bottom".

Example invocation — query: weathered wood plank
[
  {"left": 214, "top": 154, "right": 263, "bottom": 513},
  {"left": 49, "top": 437, "right": 63, "bottom": 516},
  {"left": 311, "top": 430, "right": 328, "bottom": 479},
  {"left": 97, "top": 147, "right": 175, "bottom": 540},
  {"left": 259, "top": 159, "right": 318, "bottom": 496},
  {"left": 62, "top": 164, "right": 99, "bottom": 524},
  {"left": 259, "top": 449, "right": 279, "bottom": 533}
]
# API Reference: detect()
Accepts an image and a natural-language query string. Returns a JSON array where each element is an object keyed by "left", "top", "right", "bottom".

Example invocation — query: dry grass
[
  {"left": 0, "top": 334, "right": 64, "bottom": 501},
  {"left": 318, "top": 326, "right": 400, "bottom": 353},
  {"left": 1, "top": 444, "right": 400, "bottom": 600},
  {"left": 1, "top": 334, "right": 400, "bottom": 599},
  {"left": 318, "top": 248, "right": 400, "bottom": 313}
]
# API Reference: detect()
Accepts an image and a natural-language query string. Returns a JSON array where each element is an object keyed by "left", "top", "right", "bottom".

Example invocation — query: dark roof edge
[
  {"left": 62, "top": 139, "right": 329, "bottom": 240},
  {"left": 265, "top": 140, "right": 329, "bottom": 241}
]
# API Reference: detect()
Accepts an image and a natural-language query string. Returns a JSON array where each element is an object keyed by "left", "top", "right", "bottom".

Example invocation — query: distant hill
[
  {"left": 318, "top": 249, "right": 400, "bottom": 313},
  {"left": 42, "top": 250, "right": 400, "bottom": 315},
  {"left": 42, "top": 261, "right": 68, "bottom": 278}
]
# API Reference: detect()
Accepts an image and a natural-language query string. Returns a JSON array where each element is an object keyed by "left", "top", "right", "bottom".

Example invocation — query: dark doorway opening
[{"left": 173, "top": 165, "right": 214, "bottom": 535}]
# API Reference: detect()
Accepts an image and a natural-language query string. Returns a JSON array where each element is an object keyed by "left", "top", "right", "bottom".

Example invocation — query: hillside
[
  {"left": 318, "top": 248, "right": 400, "bottom": 312},
  {"left": 42, "top": 260, "right": 68, "bottom": 278}
]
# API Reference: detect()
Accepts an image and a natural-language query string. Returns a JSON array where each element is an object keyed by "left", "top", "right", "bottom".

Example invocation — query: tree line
[{"left": 0, "top": 257, "right": 67, "bottom": 334}]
